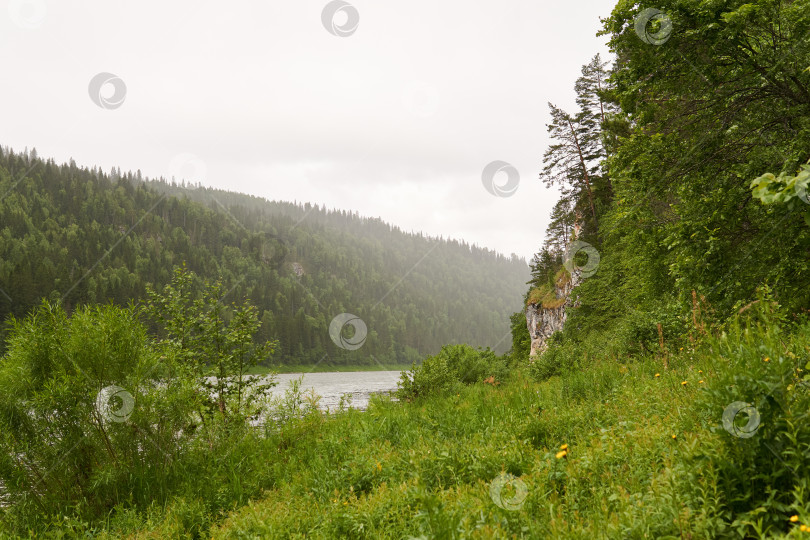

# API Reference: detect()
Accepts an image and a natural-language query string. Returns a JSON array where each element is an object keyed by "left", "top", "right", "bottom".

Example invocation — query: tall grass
[{"left": 2, "top": 292, "right": 809, "bottom": 538}]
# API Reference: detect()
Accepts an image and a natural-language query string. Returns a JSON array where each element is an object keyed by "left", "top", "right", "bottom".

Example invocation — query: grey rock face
[{"left": 525, "top": 269, "right": 580, "bottom": 357}]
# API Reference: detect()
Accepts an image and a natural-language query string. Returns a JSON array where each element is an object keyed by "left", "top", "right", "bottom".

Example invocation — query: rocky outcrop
[{"left": 525, "top": 268, "right": 580, "bottom": 357}]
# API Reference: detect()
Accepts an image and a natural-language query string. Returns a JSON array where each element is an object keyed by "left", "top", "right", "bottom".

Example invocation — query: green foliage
[
  {"left": 597, "top": 0, "right": 810, "bottom": 317},
  {"left": 527, "top": 332, "right": 570, "bottom": 380},
  {"left": 508, "top": 310, "right": 531, "bottom": 363},
  {"left": 517, "top": 0, "right": 810, "bottom": 366},
  {"left": 0, "top": 301, "right": 190, "bottom": 525},
  {"left": 540, "top": 54, "right": 613, "bottom": 234},
  {"left": 144, "top": 265, "right": 277, "bottom": 426},
  {"left": 692, "top": 289, "right": 810, "bottom": 537},
  {"left": 0, "top": 146, "right": 529, "bottom": 363},
  {"left": 2, "top": 295, "right": 810, "bottom": 538},
  {"left": 27, "top": 303, "right": 801, "bottom": 539},
  {"left": 751, "top": 162, "right": 810, "bottom": 207},
  {"left": 751, "top": 160, "right": 810, "bottom": 224},
  {"left": 396, "top": 344, "right": 508, "bottom": 400},
  {"left": 0, "top": 273, "right": 288, "bottom": 534},
  {"left": 526, "top": 247, "right": 562, "bottom": 293}
]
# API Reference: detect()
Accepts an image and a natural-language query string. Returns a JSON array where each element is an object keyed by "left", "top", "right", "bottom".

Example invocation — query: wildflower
[
  {"left": 559, "top": 444, "right": 568, "bottom": 450},
  {"left": 655, "top": 373, "right": 660, "bottom": 378},
  {"left": 699, "top": 370, "right": 703, "bottom": 374},
  {"left": 672, "top": 434, "right": 677, "bottom": 439},
  {"left": 681, "top": 381, "right": 688, "bottom": 386},
  {"left": 790, "top": 515, "right": 799, "bottom": 522},
  {"left": 555, "top": 450, "right": 568, "bottom": 459},
  {"left": 679, "top": 347, "right": 684, "bottom": 351},
  {"left": 764, "top": 357, "right": 770, "bottom": 362},
  {"left": 801, "top": 524, "right": 809, "bottom": 532},
  {"left": 699, "top": 380, "right": 704, "bottom": 384}
]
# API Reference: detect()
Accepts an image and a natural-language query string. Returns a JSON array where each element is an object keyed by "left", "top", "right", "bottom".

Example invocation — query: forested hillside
[
  {"left": 521, "top": 0, "right": 810, "bottom": 363},
  {"left": 0, "top": 147, "right": 528, "bottom": 364}
]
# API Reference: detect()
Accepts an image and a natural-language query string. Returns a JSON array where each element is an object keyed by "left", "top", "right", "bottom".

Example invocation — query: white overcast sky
[{"left": 1, "top": 0, "right": 615, "bottom": 261}]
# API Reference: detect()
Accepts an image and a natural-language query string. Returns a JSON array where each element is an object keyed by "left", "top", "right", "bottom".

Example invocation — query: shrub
[
  {"left": 687, "top": 289, "right": 810, "bottom": 537},
  {"left": 527, "top": 331, "right": 599, "bottom": 382},
  {"left": 396, "top": 344, "right": 507, "bottom": 400},
  {"left": 0, "top": 267, "right": 280, "bottom": 534},
  {"left": 0, "top": 301, "right": 196, "bottom": 525}
]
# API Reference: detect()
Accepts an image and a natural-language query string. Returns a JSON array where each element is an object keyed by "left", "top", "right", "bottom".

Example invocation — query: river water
[{"left": 266, "top": 370, "right": 403, "bottom": 412}]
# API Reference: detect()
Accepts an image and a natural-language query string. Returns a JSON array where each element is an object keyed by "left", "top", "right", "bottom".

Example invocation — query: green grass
[
  {"left": 80, "top": 354, "right": 708, "bottom": 539},
  {"left": 4, "top": 306, "right": 810, "bottom": 539},
  {"left": 198, "top": 357, "right": 703, "bottom": 539}
]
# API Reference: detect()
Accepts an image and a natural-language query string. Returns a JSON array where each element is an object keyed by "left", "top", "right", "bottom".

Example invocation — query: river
[{"left": 266, "top": 370, "right": 403, "bottom": 412}]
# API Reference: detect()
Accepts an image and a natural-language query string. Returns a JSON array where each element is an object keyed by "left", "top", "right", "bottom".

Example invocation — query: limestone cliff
[{"left": 525, "top": 268, "right": 580, "bottom": 357}]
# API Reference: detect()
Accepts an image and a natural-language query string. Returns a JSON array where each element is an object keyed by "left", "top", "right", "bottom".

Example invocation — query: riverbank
[
  {"left": 4, "top": 314, "right": 809, "bottom": 538},
  {"left": 42, "top": 350, "right": 719, "bottom": 538}
]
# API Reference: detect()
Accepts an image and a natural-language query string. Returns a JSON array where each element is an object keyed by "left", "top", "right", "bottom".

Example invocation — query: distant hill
[{"left": 0, "top": 146, "right": 529, "bottom": 365}]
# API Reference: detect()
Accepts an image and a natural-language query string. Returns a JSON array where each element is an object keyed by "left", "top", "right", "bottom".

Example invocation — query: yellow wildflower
[
  {"left": 655, "top": 373, "right": 660, "bottom": 378},
  {"left": 790, "top": 515, "right": 799, "bottom": 522},
  {"left": 801, "top": 524, "right": 809, "bottom": 532},
  {"left": 555, "top": 450, "right": 568, "bottom": 459},
  {"left": 559, "top": 444, "right": 568, "bottom": 450},
  {"left": 681, "top": 381, "right": 688, "bottom": 386},
  {"left": 699, "top": 380, "right": 704, "bottom": 384},
  {"left": 764, "top": 357, "right": 770, "bottom": 362},
  {"left": 671, "top": 434, "right": 677, "bottom": 439}
]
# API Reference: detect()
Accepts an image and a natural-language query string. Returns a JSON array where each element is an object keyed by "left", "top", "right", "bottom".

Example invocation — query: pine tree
[
  {"left": 543, "top": 197, "right": 576, "bottom": 254},
  {"left": 539, "top": 103, "right": 600, "bottom": 229}
]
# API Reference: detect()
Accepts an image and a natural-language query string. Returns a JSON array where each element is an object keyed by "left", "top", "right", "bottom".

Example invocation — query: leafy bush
[
  {"left": 144, "top": 265, "right": 278, "bottom": 427},
  {"left": 396, "top": 344, "right": 507, "bottom": 400},
  {"left": 0, "top": 301, "right": 194, "bottom": 525},
  {"left": 687, "top": 289, "right": 810, "bottom": 537},
  {"left": 0, "top": 267, "right": 280, "bottom": 534},
  {"left": 611, "top": 300, "right": 689, "bottom": 355}
]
